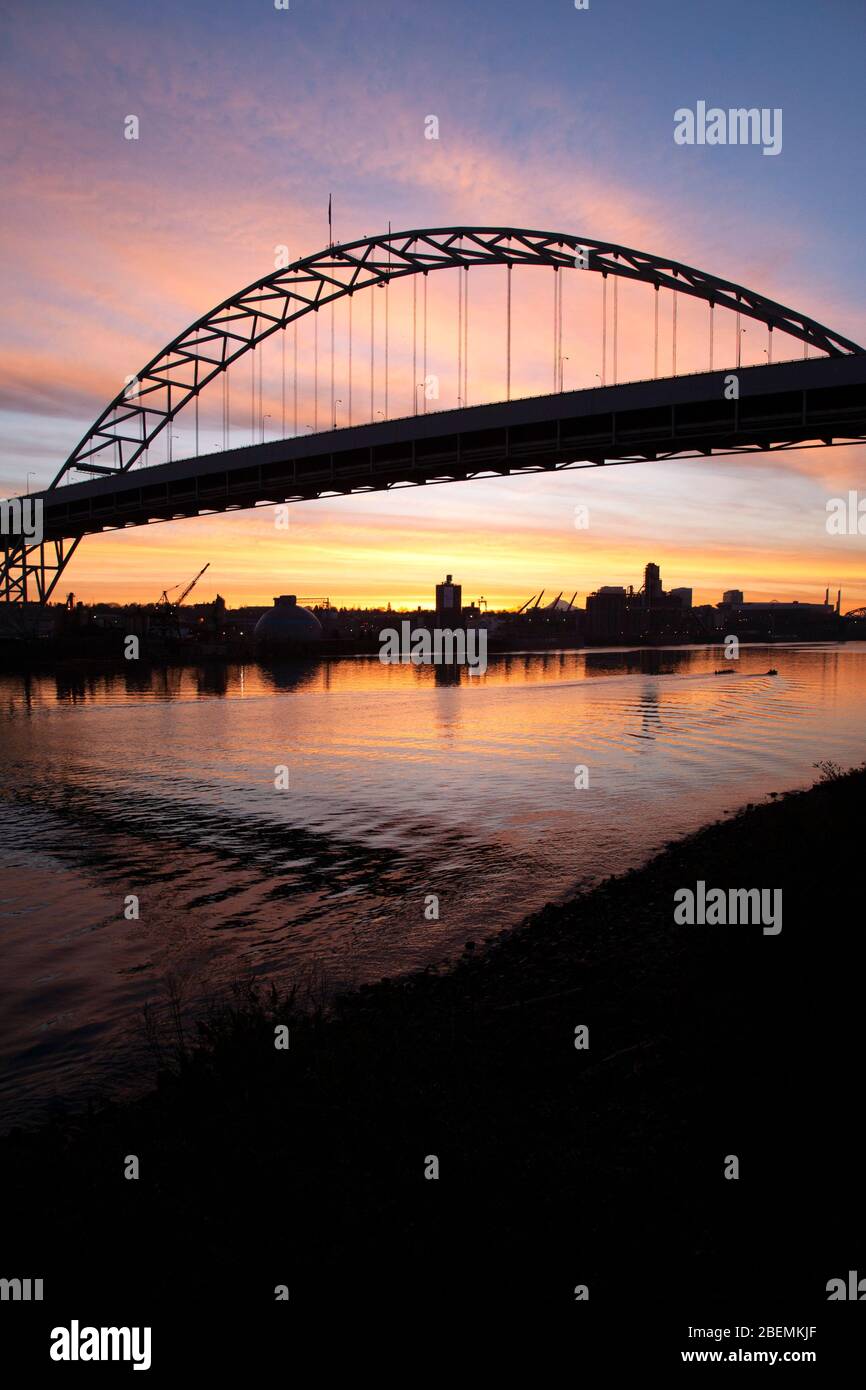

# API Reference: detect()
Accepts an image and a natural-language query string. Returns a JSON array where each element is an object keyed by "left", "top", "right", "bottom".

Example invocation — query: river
[{"left": 1, "top": 641, "right": 864, "bottom": 1127}]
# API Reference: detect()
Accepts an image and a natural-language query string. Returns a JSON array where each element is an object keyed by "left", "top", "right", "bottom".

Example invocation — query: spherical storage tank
[{"left": 254, "top": 595, "right": 323, "bottom": 644}]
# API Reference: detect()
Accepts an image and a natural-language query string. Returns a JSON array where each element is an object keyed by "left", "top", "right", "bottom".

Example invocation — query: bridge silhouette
[{"left": 3, "top": 225, "right": 865, "bottom": 603}]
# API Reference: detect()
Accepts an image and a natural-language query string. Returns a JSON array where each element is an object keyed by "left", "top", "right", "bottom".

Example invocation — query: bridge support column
[{"left": 0, "top": 537, "right": 80, "bottom": 606}]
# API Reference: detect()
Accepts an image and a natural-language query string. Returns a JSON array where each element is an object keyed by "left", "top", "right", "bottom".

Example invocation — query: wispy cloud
[{"left": 1, "top": 0, "right": 864, "bottom": 607}]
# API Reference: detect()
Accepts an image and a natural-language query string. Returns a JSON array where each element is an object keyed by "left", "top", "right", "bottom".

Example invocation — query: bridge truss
[{"left": 2, "top": 226, "right": 864, "bottom": 603}]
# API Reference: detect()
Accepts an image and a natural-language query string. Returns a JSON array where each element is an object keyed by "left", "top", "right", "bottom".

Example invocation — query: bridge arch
[
  {"left": 3, "top": 226, "right": 864, "bottom": 604},
  {"left": 55, "top": 225, "right": 863, "bottom": 487}
]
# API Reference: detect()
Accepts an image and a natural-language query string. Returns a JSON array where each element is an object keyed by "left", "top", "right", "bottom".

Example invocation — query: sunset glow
[{"left": 2, "top": 1, "right": 864, "bottom": 609}]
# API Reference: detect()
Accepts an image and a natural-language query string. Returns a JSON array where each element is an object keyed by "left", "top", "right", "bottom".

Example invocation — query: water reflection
[
  {"left": 1, "top": 642, "right": 864, "bottom": 1126},
  {"left": 257, "top": 658, "right": 333, "bottom": 693}
]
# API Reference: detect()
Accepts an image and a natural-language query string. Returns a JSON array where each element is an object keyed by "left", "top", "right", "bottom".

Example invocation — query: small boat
[
  {"left": 767, "top": 668, "right": 778, "bottom": 675},
  {"left": 713, "top": 668, "right": 735, "bottom": 675}
]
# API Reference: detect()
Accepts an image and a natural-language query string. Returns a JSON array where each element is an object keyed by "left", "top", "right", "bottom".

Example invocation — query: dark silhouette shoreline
[
  {"left": 0, "top": 631, "right": 859, "bottom": 673},
  {"left": 2, "top": 763, "right": 864, "bottom": 1328}
]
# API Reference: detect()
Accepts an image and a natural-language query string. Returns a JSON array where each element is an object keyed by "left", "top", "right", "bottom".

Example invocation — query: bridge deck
[{"left": 34, "top": 356, "right": 866, "bottom": 541}]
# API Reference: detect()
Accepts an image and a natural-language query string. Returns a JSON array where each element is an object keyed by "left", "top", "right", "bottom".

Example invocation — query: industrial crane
[
  {"left": 153, "top": 563, "right": 210, "bottom": 638},
  {"left": 516, "top": 590, "right": 547, "bottom": 613},
  {"left": 157, "top": 563, "right": 210, "bottom": 609}
]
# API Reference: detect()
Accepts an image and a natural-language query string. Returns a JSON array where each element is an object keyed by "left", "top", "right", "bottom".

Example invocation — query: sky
[{"left": 1, "top": 0, "right": 865, "bottom": 610}]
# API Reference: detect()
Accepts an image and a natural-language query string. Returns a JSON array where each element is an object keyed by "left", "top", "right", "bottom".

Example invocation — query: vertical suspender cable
[
  {"left": 602, "top": 275, "right": 607, "bottom": 386},
  {"left": 293, "top": 320, "right": 298, "bottom": 435},
  {"left": 736, "top": 308, "right": 741, "bottom": 368},
  {"left": 672, "top": 290, "right": 678, "bottom": 376},
  {"left": 348, "top": 293, "right": 353, "bottom": 425},
  {"left": 251, "top": 346, "right": 255, "bottom": 443},
  {"left": 412, "top": 254, "right": 420, "bottom": 413},
  {"left": 768, "top": 324, "right": 773, "bottom": 365},
  {"left": 560, "top": 269, "right": 565, "bottom": 388},
  {"left": 558, "top": 269, "right": 561, "bottom": 386},
  {"left": 423, "top": 273, "right": 428, "bottom": 414},
  {"left": 555, "top": 269, "right": 563, "bottom": 389},
  {"left": 385, "top": 276, "right": 390, "bottom": 418},
  {"left": 314, "top": 310, "right": 318, "bottom": 432},
  {"left": 560, "top": 269, "right": 564, "bottom": 388},
  {"left": 709, "top": 302, "right": 714, "bottom": 371},
  {"left": 506, "top": 263, "right": 512, "bottom": 401},
  {"left": 553, "top": 269, "right": 558, "bottom": 391},
  {"left": 330, "top": 300, "right": 335, "bottom": 428},
  {"left": 612, "top": 273, "right": 618, "bottom": 386},
  {"left": 464, "top": 267, "right": 469, "bottom": 406},
  {"left": 457, "top": 267, "right": 463, "bottom": 405},
  {"left": 385, "top": 232, "right": 391, "bottom": 419},
  {"left": 558, "top": 268, "right": 567, "bottom": 389},
  {"left": 281, "top": 330, "right": 286, "bottom": 435},
  {"left": 370, "top": 282, "right": 375, "bottom": 422},
  {"left": 653, "top": 284, "right": 659, "bottom": 380}
]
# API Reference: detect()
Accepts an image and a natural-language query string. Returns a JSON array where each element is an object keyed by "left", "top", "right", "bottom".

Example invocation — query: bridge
[{"left": 2, "top": 225, "right": 865, "bottom": 603}]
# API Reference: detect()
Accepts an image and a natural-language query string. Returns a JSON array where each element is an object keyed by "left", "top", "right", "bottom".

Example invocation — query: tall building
[
  {"left": 643, "top": 562, "right": 663, "bottom": 607},
  {"left": 435, "top": 573, "right": 462, "bottom": 620},
  {"left": 586, "top": 564, "right": 695, "bottom": 641},
  {"left": 722, "top": 589, "right": 744, "bottom": 606}
]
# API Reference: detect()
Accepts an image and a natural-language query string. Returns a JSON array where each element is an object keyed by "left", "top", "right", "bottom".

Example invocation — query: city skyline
[{"left": 58, "top": 560, "right": 849, "bottom": 616}]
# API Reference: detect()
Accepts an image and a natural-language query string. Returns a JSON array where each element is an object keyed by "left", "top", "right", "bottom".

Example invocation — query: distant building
[
  {"left": 435, "top": 573, "right": 462, "bottom": 621},
  {"left": 643, "top": 563, "right": 663, "bottom": 607},
  {"left": 586, "top": 564, "right": 695, "bottom": 642},
  {"left": 585, "top": 586, "right": 630, "bottom": 641},
  {"left": 722, "top": 589, "right": 744, "bottom": 606},
  {"left": 254, "top": 594, "right": 322, "bottom": 645},
  {"left": 716, "top": 594, "right": 840, "bottom": 640}
]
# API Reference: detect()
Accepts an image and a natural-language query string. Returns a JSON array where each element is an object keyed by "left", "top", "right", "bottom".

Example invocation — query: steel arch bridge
[{"left": 2, "top": 225, "right": 864, "bottom": 604}]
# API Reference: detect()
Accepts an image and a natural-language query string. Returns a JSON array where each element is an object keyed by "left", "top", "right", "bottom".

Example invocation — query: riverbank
[
  {"left": 2, "top": 763, "right": 864, "bottom": 1319},
  {"left": 1, "top": 629, "right": 861, "bottom": 672}
]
